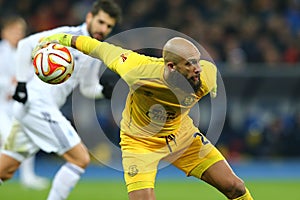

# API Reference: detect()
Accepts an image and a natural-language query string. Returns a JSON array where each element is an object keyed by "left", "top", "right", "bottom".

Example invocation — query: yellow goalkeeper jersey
[{"left": 76, "top": 36, "right": 217, "bottom": 137}]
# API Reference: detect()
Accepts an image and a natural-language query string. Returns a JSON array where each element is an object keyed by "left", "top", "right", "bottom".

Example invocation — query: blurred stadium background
[{"left": 1, "top": 0, "right": 300, "bottom": 199}]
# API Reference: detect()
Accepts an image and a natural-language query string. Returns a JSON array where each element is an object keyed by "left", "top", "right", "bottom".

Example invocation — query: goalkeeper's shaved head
[
  {"left": 163, "top": 37, "right": 200, "bottom": 64},
  {"left": 162, "top": 37, "right": 202, "bottom": 93}
]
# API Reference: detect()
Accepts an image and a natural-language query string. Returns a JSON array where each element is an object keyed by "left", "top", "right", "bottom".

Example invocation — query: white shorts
[
  {"left": 0, "top": 106, "right": 13, "bottom": 147},
  {"left": 1, "top": 101, "right": 81, "bottom": 162}
]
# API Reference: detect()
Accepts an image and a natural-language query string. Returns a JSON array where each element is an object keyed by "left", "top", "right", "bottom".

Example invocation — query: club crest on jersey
[
  {"left": 128, "top": 165, "right": 139, "bottom": 177},
  {"left": 182, "top": 95, "right": 196, "bottom": 106}
]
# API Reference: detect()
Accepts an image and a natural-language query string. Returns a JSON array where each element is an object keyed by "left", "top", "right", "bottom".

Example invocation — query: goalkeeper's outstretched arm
[{"left": 36, "top": 33, "right": 131, "bottom": 74}]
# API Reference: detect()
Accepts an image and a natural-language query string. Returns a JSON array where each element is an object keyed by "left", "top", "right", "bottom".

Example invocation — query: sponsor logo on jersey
[{"left": 146, "top": 104, "right": 176, "bottom": 123}]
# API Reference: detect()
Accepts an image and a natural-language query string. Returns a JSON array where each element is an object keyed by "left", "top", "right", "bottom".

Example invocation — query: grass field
[{"left": 0, "top": 179, "right": 300, "bottom": 199}]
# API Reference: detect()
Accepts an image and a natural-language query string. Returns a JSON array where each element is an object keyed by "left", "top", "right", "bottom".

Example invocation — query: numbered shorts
[
  {"left": 120, "top": 125, "right": 225, "bottom": 193},
  {"left": 1, "top": 102, "right": 80, "bottom": 162}
]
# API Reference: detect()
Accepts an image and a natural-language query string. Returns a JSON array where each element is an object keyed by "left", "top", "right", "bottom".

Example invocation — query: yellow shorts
[{"left": 120, "top": 126, "right": 225, "bottom": 193}]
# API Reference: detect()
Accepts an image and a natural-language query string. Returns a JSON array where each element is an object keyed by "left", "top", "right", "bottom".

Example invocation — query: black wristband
[{"left": 12, "top": 82, "right": 28, "bottom": 104}]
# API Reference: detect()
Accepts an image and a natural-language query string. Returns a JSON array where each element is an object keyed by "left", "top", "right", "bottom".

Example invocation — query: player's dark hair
[{"left": 91, "top": 0, "right": 122, "bottom": 24}]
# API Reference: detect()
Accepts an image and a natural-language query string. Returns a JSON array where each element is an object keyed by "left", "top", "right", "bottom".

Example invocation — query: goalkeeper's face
[
  {"left": 86, "top": 10, "right": 117, "bottom": 41},
  {"left": 167, "top": 57, "right": 202, "bottom": 93},
  {"left": 163, "top": 37, "right": 202, "bottom": 92}
]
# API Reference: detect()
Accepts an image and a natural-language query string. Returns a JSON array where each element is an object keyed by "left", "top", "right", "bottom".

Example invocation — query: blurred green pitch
[{"left": 0, "top": 179, "right": 299, "bottom": 199}]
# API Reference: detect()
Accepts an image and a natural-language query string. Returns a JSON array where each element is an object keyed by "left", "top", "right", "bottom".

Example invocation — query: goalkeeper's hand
[
  {"left": 40, "top": 33, "right": 73, "bottom": 47},
  {"left": 32, "top": 33, "right": 73, "bottom": 59},
  {"left": 12, "top": 82, "right": 28, "bottom": 104}
]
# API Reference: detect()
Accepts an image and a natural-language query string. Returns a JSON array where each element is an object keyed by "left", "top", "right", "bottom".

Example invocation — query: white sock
[
  {"left": 20, "top": 156, "right": 36, "bottom": 181},
  {"left": 47, "top": 162, "right": 85, "bottom": 200},
  {"left": 0, "top": 178, "right": 3, "bottom": 185}
]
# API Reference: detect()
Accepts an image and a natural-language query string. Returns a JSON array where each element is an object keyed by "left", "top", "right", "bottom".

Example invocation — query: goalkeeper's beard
[{"left": 167, "top": 70, "right": 201, "bottom": 93}]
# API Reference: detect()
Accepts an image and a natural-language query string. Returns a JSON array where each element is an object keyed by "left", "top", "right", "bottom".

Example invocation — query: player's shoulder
[
  {"left": 0, "top": 40, "right": 6, "bottom": 50},
  {"left": 0, "top": 42, "right": 6, "bottom": 58},
  {"left": 199, "top": 59, "right": 217, "bottom": 91},
  {"left": 0, "top": 40, "right": 12, "bottom": 54},
  {"left": 200, "top": 59, "right": 217, "bottom": 73},
  {"left": 132, "top": 52, "right": 164, "bottom": 64},
  {"left": 47, "top": 24, "right": 83, "bottom": 35},
  {"left": 200, "top": 59, "right": 216, "bottom": 67}
]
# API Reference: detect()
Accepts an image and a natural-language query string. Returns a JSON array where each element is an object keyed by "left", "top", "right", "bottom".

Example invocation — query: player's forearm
[
  {"left": 71, "top": 35, "right": 78, "bottom": 49},
  {"left": 71, "top": 35, "right": 101, "bottom": 58},
  {"left": 73, "top": 35, "right": 130, "bottom": 70},
  {"left": 41, "top": 33, "right": 130, "bottom": 73}
]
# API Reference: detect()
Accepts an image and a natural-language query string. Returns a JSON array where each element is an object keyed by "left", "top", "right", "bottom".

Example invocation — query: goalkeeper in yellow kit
[{"left": 37, "top": 33, "right": 253, "bottom": 200}]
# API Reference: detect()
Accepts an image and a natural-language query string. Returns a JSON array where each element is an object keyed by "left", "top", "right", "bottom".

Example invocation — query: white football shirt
[{"left": 16, "top": 23, "right": 104, "bottom": 108}]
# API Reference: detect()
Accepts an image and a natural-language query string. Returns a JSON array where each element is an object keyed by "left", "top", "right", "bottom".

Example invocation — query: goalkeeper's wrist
[
  {"left": 60, "top": 34, "right": 73, "bottom": 47},
  {"left": 71, "top": 36, "right": 79, "bottom": 49}
]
